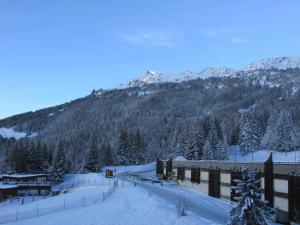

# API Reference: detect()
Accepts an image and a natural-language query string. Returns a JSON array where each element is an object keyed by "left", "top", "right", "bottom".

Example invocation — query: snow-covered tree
[
  {"left": 273, "top": 111, "right": 295, "bottom": 152},
  {"left": 85, "top": 138, "right": 99, "bottom": 172},
  {"left": 216, "top": 139, "right": 228, "bottom": 160},
  {"left": 116, "top": 129, "right": 130, "bottom": 164},
  {"left": 130, "top": 129, "right": 145, "bottom": 164},
  {"left": 49, "top": 141, "right": 67, "bottom": 183},
  {"left": 261, "top": 110, "right": 279, "bottom": 149},
  {"left": 206, "top": 120, "right": 220, "bottom": 149},
  {"left": 228, "top": 167, "right": 274, "bottom": 225},
  {"left": 202, "top": 140, "right": 214, "bottom": 160},
  {"left": 239, "top": 114, "right": 262, "bottom": 155},
  {"left": 100, "top": 144, "right": 113, "bottom": 166},
  {"left": 27, "top": 141, "right": 43, "bottom": 173}
]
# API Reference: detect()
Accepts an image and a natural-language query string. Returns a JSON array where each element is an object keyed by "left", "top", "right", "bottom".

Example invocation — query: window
[{"left": 191, "top": 168, "right": 200, "bottom": 184}]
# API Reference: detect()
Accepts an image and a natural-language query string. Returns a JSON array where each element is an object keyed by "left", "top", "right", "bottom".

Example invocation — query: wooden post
[{"left": 264, "top": 153, "right": 274, "bottom": 207}]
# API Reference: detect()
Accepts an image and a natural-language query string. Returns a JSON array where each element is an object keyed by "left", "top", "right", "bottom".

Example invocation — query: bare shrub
[{"left": 176, "top": 197, "right": 189, "bottom": 216}]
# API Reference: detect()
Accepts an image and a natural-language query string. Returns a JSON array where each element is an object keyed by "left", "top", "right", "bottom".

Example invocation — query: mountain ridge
[{"left": 120, "top": 55, "right": 300, "bottom": 88}]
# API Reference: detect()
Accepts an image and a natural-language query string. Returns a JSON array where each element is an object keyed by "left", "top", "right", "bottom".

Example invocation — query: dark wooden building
[
  {"left": 157, "top": 155, "right": 300, "bottom": 224},
  {"left": 0, "top": 174, "right": 51, "bottom": 201}
]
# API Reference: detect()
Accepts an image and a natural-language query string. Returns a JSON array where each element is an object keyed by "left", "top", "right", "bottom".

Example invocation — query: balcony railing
[{"left": 2, "top": 181, "right": 52, "bottom": 187}]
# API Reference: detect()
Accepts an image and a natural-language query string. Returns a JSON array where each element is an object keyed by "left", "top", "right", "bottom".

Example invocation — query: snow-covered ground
[
  {"left": 3, "top": 182, "right": 221, "bottom": 225},
  {"left": 0, "top": 165, "right": 232, "bottom": 225},
  {"left": 103, "top": 162, "right": 156, "bottom": 174},
  {"left": 0, "top": 173, "right": 114, "bottom": 224},
  {"left": 0, "top": 127, "right": 38, "bottom": 140},
  {"left": 228, "top": 145, "right": 300, "bottom": 162},
  {"left": 0, "top": 128, "right": 26, "bottom": 140}
]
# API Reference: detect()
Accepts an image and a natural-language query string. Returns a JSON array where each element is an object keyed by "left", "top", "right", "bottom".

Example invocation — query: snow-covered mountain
[
  {"left": 121, "top": 67, "right": 235, "bottom": 88},
  {"left": 121, "top": 55, "right": 300, "bottom": 88},
  {"left": 245, "top": 55, "right": 300, "bottom": 71}
]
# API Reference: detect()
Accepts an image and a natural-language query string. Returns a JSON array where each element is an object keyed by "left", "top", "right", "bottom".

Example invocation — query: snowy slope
[
  {"left": 103, "top": 162, "right": 156, "bottom": 174},
  {"left": 0, "top": 128, "right": 26, "bottom": 140},
  {"left": 120, "top": 55, "right": 300, "bottom": 88},
  {"left": 121, "top": 68, "right": 235, "bottom": 88},
  {"left": 228, "top": 145, "right": 300, "bottom": 162},
  {"left": 246, "top": 55, "right": 300, "bottom": 71}
]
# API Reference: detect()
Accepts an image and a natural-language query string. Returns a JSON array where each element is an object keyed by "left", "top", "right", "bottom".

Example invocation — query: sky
[{"left": 1, "top": 0, "right": 300, "bottom": 119}]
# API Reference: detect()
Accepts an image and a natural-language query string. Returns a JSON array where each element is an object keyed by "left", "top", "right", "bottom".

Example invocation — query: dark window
[
  {"left": 177, "top": 167, "right": 185, "bottom": 181},
  {"left": 191, "top": 168, "right": 200, "bottom": 184}
]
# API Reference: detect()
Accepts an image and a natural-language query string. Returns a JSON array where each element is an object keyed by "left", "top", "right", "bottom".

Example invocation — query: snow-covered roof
[
  {"left": 2, "top": 174, "right": 47, "bottom": 179},
  {"left": 174, "top": 156, "right": 187, "bottom": 161},
  {"left": 0, "top": 184, "right": 17, "bottom": 190}
]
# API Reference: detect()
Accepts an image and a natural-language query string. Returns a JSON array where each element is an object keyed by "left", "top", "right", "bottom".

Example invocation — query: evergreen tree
[
  {"left": 173, "top": 127, "right": 185, "bottom": 158},
  {"left": 7, "top": 140, "right": 29, "bottom": 173},
  {"left": 202, "top": 140, "right": 214, "bottom": 160},
  {"left": 49, "top": 141, "right": 67, "bottom": 183},
  {"left": 41, "top": 143, "right": 52, "bottom": 173},
  {"left": 228, "top": 167, "right": 274, "bottom": 225},
  {"left": 85, "top": 138, "right": 99, "bottom": 172},
  {"left": 239, "top": 114, "right": 262, "bottom": 155},
  {"left": 273, "top": 111, "right": 295, "bottom": 152},
  {"left": 261, "top": 111, "right": 279, "bottom": 149},
  {"left": 207, "top": 120, "right": 220, "bottom": 149},
  {"left": 116, "top": 129, "right": 130, "bottom": 164},
  {"left": 100, "top": 144, "right": 113, "bottom": 166},
  {"left": 131, "top": 130, "right": 145, "bottom": 164},
  {"left": 216, "top": 139, "right": 228, "bottom": 160}
]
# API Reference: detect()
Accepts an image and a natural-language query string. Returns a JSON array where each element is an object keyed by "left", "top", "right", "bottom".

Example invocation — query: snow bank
[{"left": 0, "top": 128, "right": 26, "bottom": 140}]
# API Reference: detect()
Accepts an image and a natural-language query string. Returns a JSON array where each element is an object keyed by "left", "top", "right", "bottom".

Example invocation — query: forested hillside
[{"left": 1, "top": 59, "right": 300, "bottom": 172}]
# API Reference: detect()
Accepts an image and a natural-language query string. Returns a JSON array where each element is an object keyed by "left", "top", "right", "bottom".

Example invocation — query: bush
[{"left": 176, "top": 197, "right": 189, "bottom": 216}]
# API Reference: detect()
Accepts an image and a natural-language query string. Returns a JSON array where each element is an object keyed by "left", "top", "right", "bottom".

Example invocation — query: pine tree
[
  {"left": 216, "top": 139, "right": 228, "bottom": 160},
  {"left": 85, "top": 138, "right": 99, "bottom": 172},
  {"left": 116, "top": 129, "right": 130, "bottom": 164},
  {"left": 27, "top": 141, "right": 43, "bottom": 173},
  {"left": 239, "top": 114, "right": 262, "bottom": 155},
  {"left": 207, "top": 119, "right": 220, "bottom": 150},
  {"left": 261, "top": 111, "right": 278, "bottom": 149},
  {"left": 187, "top": 127, "right": 205, "bottom": 160},
  {"left": 131, "top": 130, "right": 144, "bottom": 164},
  {"left": 49, "top": 141, "right": 67, "bottom": 183},
  {"left": 273, "top": 111, "right": 295, "bottom": 152},
  {"left": 228, "top": 167, "right": 274, "bottom": 225},
  {"left": 173, "top": 127, "right": 185, "bottom": 158},
  {"left": 41, "top": 143, "right": 52, "bottom": 173},
  {"left": 100, "top": 144, "right": 113, "bottom": 166},
  {"left": 202, "top": 140, "right": 214, "bottom": 160}
]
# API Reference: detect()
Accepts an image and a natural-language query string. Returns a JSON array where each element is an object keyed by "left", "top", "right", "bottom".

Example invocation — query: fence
[
  {"left": 0, "top": 180, "right": 116, "bottom": 224},
  {"left": 55, "top": 177, "right": 115, "bottom": 191}
]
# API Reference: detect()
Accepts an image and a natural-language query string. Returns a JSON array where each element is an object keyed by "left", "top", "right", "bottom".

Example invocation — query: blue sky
[{"left": 1, "top": 0, "right": 300, "bottom": 119}]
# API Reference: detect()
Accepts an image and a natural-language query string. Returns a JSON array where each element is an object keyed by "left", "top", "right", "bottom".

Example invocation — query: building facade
[
  {"left": 0, "top": 174, "right": 51, "bottom": 201},
  {"left": 156, "top": 154, "right": 300, "bottom": 223}
]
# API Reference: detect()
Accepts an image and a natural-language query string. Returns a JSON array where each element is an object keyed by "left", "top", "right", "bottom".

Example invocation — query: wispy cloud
[
  {"left": 118, "top": 30, "right": 181, "bottom": 48},
  {"left": 204, "top": 28, "right": 247, "bottom": 44}
]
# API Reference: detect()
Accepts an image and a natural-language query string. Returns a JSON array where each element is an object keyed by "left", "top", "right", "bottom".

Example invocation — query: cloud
[
  {"left": 204, "top": 28, "right": 247, "bottom": 44},
  {"left": 118, "top": 30, "right": 180, "bottom": 48}
]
